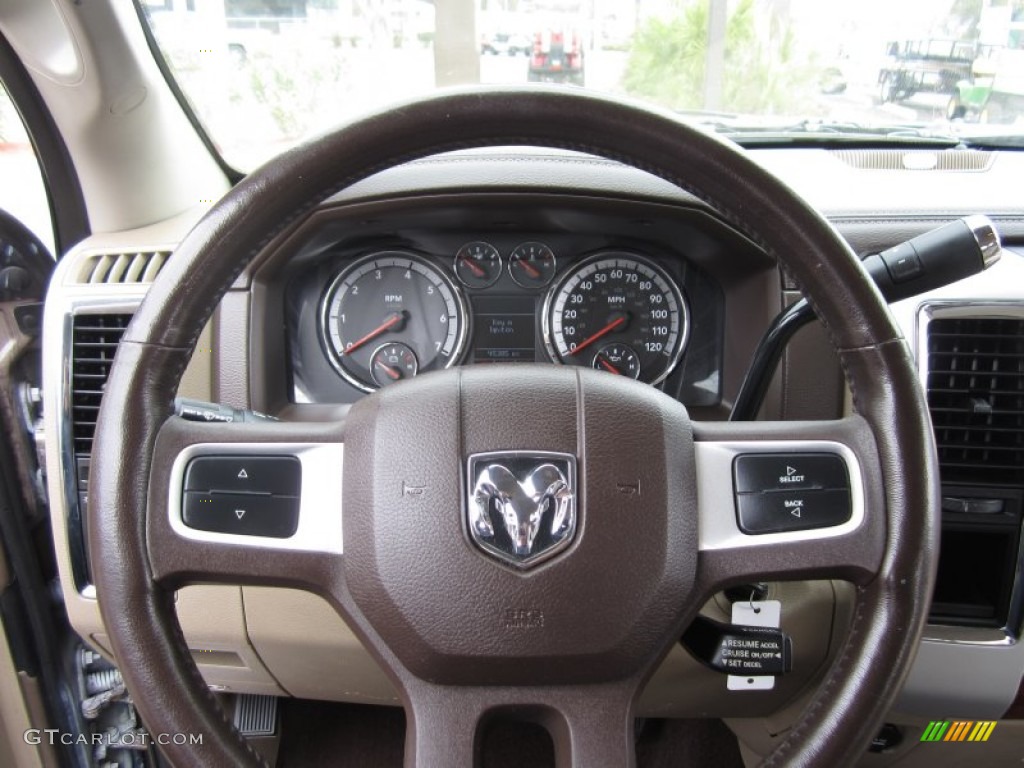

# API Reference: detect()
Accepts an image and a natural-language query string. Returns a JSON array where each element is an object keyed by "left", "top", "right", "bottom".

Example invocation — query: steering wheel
[{"left": 90, "top": 88, "right": 938, "bottom": 768}]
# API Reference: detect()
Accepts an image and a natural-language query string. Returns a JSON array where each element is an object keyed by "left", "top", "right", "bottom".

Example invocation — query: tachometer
[
  {"left": 320, "top": 252, "right": 468, "bottom": 392},
  {"left": 543, "top": 253, "right": 688, "bottom": 385}
]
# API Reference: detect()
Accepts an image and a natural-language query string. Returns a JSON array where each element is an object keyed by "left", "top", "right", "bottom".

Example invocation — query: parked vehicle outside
[
  {"left": 481, "top": 30, "right": 531, "bottom": 56},
  {"left": 527, "top": 27, "right": 584, "bottom": 86},
  {"left": 877, "top": 38, "right": 976, "bottom": 103}
]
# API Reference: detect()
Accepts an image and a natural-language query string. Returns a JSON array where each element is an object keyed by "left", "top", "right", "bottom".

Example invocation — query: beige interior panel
[
  {"left": 174, "top": 586, "right": 284, "bottom": 696},
  {"left": 44, "top": 233, "right": 218, "bottom": 672},
  {"left": 52, "top": 321, "right": 216, "bottom": 665},
  {"left": 727, "top": 581, "right": 855, "bottom": 758},
  {"left": 241, "top": 582, "right": 839, "bottom": 715},
  {"left": 0, "top": 629, "right": 44, "bottom": 768},
  {"left": 0, "top": 728, "right": 19, "bottom": 768},
  {"left": 243, "top": 587, "right": 399, "bottom": 705},
  {"left": 178, "top": 321, "right": 214, "bottom": 402}
]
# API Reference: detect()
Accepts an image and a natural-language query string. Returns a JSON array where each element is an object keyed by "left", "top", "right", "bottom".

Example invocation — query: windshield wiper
[
  {"left": 689, "top": 116, "right": 965, "bottom": 147},
  {"left": 956, "top": 133, "right": 1024, "bottom": 150}
]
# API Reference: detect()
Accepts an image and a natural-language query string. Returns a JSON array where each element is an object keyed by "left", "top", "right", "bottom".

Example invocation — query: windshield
[{"left": 141, "top": 0, "right": 1024, "bottom": 170}]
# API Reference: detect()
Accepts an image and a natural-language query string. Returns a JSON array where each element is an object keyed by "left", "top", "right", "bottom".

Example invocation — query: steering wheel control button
[
  {"left": 183, "top": 492, "right": 299, "bottom": 538},
  {"left": 184, "top": 456, "right": 301, "bottom": 496},
  {"left": 736, "top": 489, "right": 852, "bottom": 534},
  {"left": 733, "top": 453, "right": 849, "bottom": 494},
  {"left": 732, "top": 453, "right": 853, "bottom": 533},
  {"left": 880, "top": 241, "right": 924, "bottom": 283}
]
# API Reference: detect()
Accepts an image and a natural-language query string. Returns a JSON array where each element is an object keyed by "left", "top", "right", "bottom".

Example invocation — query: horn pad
[{"left": 343, "top": 365, "right": 697, "bottom": 685}]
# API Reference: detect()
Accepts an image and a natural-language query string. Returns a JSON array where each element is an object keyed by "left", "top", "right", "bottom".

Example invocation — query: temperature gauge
[
  {"left": 508, "top": 242, "right": 557, "bottom": 288},
  {"left": 592, "top": 343, "right": 641, "bottom": 379},
  {"left": 370, "top": 342, "right": 419, "bottom": 387},
  {"left": 454, "top": 242, "right": 502, "bottom": 288}
]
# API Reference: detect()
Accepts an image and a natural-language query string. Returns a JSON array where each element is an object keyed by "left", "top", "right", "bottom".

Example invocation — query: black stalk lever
[
  {"left": 681, "top": 615, "right": 792, "bottom": 677},
  {"left": 730, "top": 215, "right": 1001, "bottom": 421}
]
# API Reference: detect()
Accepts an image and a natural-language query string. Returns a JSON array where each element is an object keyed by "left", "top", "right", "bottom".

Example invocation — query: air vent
[
  {"left": 79, "top": 251, "right": 169, "bottom": 284},
  {"left": 832, "top": 149, "right": 994, "bottom": 172},
  {"left": 927, "top": 316, "right": 1024, "bottom": 485},
  {"left": 71, "top": 314, "right": 132, "bottom": 455}
]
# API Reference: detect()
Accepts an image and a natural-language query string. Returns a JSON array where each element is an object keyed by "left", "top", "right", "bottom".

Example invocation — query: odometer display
[{"left": 543, "top": 253, "right": 688, "bottom": 385}]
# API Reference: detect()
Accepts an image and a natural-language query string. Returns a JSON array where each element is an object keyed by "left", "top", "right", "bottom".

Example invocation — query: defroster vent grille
[
  {"left": 927, "top": 316, "right": 1024, "bottom": 485},
  {"left": 71, "top": 314, "right": 132, "bottom": 455}
]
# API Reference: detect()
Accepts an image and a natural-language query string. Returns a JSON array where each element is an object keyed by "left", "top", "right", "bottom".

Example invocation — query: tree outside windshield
[{"left": 141, "top": 0, "right": 1024, "bottom": 170}]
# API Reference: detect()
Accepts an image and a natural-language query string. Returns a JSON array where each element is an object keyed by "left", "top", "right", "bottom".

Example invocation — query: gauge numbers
[
  {"left": 544, "top": 253, "right": 688, "bottom": 386},
  {"left": 320, "top": 252, "right": 468, "bottom": 392}
]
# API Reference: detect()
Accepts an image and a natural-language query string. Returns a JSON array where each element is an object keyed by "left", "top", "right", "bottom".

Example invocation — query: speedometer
[{"left": 542, "top": 253, "right": 688, "bottom": 386}]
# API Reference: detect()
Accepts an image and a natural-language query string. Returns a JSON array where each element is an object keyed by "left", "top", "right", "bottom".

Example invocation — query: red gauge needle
[
  {"left": 569, "top": 315, "right": 627, "bottom": 356},
  {"left": 375, "top": 360, "right": 402, "bottom": 380},
  {"left": 461, "top": 257, "right": 487, "bottom": 278},
  {"left": 518, "top": 259, "right": 541, "bottom": 278},
  {"left": 597, "top": 357, "right": 621, "bottom": 375},
  {"left": 342, "top": 312, "right": 404, "bottom": 356}
]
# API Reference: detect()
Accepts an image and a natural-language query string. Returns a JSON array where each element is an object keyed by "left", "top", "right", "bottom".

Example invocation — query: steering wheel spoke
[
  {"left": 693, "top": 416, "right": 887, "bottom": 591},
  {"left": 146, "top": 414, "right": 345, "bottom": 592}
]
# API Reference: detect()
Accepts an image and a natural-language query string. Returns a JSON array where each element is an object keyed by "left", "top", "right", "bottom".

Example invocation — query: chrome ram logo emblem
[{"left": 466, "top": 452, "right": 577, "bottom": 569}]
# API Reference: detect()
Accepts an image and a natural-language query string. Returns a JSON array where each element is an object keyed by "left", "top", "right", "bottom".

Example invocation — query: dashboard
[
  {"left": 267, "top": 195, "right": 760, "bottom": 413},
  {"left": 40, "top": 147, "right": 1024, "bottom": 765}
]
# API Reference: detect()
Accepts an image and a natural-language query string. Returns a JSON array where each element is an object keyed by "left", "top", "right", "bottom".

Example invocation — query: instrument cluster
[
  {"left": 317, "top": 243, "right": 690, "bottom": 393},
  {"left": 284, "top": 223, "right": 725, "bottom": 409}
]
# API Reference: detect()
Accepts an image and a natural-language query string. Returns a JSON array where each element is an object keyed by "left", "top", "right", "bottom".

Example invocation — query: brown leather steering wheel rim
[{"left": 90, "top": 87, "right": 939, "bottom": 767}]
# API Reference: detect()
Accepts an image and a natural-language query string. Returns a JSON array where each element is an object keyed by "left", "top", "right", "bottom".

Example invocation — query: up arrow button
[{"left": 184, "top": 456, "right": 301, "bottom": 495}]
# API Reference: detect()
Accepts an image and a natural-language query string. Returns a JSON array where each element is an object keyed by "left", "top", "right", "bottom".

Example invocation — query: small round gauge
[
  {"left": 508, "top": 242, "right": 557, "bottom": 288},
  {"left": 320, "top": 252, "right": 468, "bottom": 392},
  {"left": 370, "top": 342, "right": 418, "bottom": 387},
  {"left": 592, "top": 343, "right": 641, "bottom": 379},
  {"left": 453, "top": 241, "right": 502, "bottom": 288},
  {"left": 543, "top": 252, "right": 688, "bottom": 386}
]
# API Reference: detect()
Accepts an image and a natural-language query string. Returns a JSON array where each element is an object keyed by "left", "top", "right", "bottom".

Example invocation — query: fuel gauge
[
  {"left": 454, "top": 241, "right": 502, "bottom": 288},
  {"left": 508, "top": 241, "right": 557, "bottom": 288},
  {"left": 370, "top": 342, "right": 419, "bottom": 387}
]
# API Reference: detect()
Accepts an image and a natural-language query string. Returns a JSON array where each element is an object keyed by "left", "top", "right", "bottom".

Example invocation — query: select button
[
  {"left": 737, "top": 489, "right": 852, "bottom": 534},
  {"left": 183, "top": 492, "right": 299, "bottom": 538},
  {"left": 734, "top": 453, "right": 849, "bottom": 494}
]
